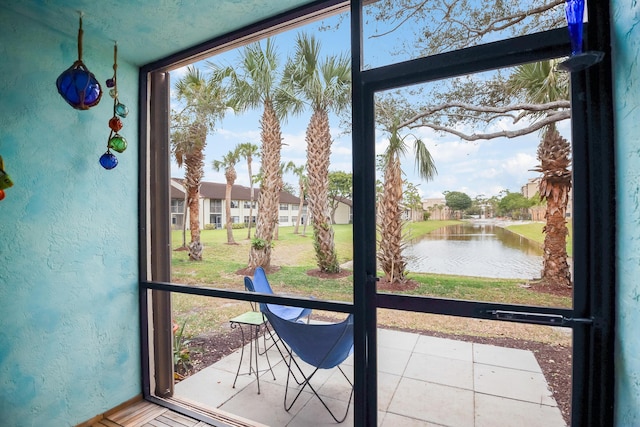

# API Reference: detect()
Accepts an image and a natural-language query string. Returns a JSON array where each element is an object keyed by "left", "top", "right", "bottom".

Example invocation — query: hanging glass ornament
[
  {"left": 108, "top": 117, "right": 123, "bottom": 132},
  {"left": 56, "top": 14, "right": 102, "bottom": 110},
  {"left": 100, "top": 42, "right": 128, "bottom": 169},
  {"left": 99, "top": 151, "right": 118, "bottom": 170},
  {"left": 115, "top": 103, "right": 129, "bottom": 118},
  {"left": 108, "top": 134, "right": 128, "bottom": 153},
  {"left": 557, "top": 0, "right": 604, "bottom": 72}
]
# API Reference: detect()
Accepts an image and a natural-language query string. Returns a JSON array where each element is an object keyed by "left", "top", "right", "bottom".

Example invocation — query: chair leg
[
  {"left": 282, "top": 350, "right": 353, "bottom": 423},
  {"left": 257, "top": 324, "right": 276, "bottom": 381},
  {"left": 266, "top": 326, "right": 304, "bottom": 385}
]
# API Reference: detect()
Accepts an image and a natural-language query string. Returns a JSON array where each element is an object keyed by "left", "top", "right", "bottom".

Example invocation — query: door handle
[{"left": 490, "top": 310, "right": 593, "bottom": 327}]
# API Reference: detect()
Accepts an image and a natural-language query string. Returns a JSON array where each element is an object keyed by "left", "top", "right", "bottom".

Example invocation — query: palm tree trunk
[
  {"left": 294, "top": 180, "right": 304, "bottom": 234},
  {"left": 249, "top": 99, "right": 281, "bottom": 270},
  {"left": 247, "top": 158, "right": 254, "bottom": 239},
  {"left": 181, "top": 192, "right": 188, "bottom": 249},
  {"left": 224, "top": 175, "right": 236, "bottom": 244},
  {"left": 536, "top": 125, "right": 572, "bottom": 289},
  {"left": 185, "top": 150, "right": 204, "bottom": 261},
  {"left": 378, "top": 154, "right": 406, "bottom": 284},
  {"left": 306, "top": 108, "right": 339, "bottom": 273}
]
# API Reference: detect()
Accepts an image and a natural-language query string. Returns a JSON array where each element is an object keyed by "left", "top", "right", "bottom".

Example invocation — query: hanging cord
[
  {"left": 112, "top": 42, "right": 119, "bottom": 117},
  {"left": 77, "top": 13, "right": 84, "bottom": 61},
  {"left": 112, "top": 42, "right": 118, "bottom": 86}
]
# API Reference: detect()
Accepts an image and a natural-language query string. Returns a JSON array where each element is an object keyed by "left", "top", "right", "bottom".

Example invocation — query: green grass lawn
[
  {"left": 171, "top": 221, "right": 572, "bottom": 343},
  {"left": 506, "top": 221, "right": 573, "bottom": 256}
]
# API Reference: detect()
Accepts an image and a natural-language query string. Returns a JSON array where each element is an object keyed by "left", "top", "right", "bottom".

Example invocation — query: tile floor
[{"left": 175, "top": 328, "right": 567, "bottom": 426}]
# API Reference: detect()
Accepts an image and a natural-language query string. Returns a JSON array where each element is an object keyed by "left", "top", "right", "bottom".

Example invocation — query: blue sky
[{"left": 170, "top": 8, "right": 571, "bottom": 201}]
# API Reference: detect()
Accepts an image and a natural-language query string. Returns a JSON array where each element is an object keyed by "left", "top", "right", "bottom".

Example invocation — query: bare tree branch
[
  {"left": 371, "top": 0, "right": 429, "bottom": 39},
  {"left": 399, "top": 100, "right": 570, "bottom": 129},
  {"left": 405, "top": 110, "right": 571, "bottom": 141},
  {"left": 448, "top": 0, "right": 564, "bottom": 39}
]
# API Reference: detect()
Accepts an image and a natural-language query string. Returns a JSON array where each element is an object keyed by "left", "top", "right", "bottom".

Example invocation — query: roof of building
[
  {"left": 171, "top": 178, "right": 302, "bottom": 204},
  {"left": 333, "top": 196, "right": 353, "bottom": 207}
]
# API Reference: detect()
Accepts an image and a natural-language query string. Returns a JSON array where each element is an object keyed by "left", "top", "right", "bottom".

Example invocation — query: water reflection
[{"left": 405, "top": 223, "right": 543, "bottom": 279}]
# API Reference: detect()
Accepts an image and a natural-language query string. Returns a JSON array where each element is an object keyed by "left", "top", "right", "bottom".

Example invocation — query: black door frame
[
  {"left": 139, "top": 1, "right": 615, "bottom": 425},
  {"left": 350, "top": 1, "right": 614, "bottom": 426}
]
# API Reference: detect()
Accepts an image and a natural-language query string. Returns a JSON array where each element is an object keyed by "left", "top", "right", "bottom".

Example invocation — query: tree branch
[
  {"left": 399, "top": 100, "right": 570, "bottom": 129},
  {"left": 451, "top": 0, "right": 564, "bottom": 39},
  {"left": 406, "top": 110, "right": 571, "bottom": 141},
  {"left": 371, "top": 0, "right": 429, "bottom": 39}
]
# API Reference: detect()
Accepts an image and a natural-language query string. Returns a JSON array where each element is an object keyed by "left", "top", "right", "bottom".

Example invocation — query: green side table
[{"left": 230, "top": 311, "right": 276, "bottom": 394}]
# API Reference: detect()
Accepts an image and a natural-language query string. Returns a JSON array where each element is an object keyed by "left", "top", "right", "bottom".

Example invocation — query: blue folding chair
[
  {"left": 247, "top": 266, "right": 312, "bottom": 322},
  {"left": 261, "top": 302, "right": 354, "bottom": 423}
]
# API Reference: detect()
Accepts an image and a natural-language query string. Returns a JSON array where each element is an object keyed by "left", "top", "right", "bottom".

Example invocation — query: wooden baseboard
[{"left": 75, "top": 394, "right": 143, "bottom": 427}]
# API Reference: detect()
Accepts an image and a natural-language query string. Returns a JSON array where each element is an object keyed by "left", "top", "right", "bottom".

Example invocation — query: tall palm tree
[
  {"left": 282, "top": 33, "right": 351, "bottom": 273},
  {"left": 210, "top": 39, "right": 286, "bottom": 271},
  {"left": 171, "top": 66, "right": 226, "bottom": 261},
  {"left": 212, "top": 147, "right": 241, "bottom": 245},
  {"left": 285, "top": 162, "right": 307, "bottom": 235},
  {"left": 378, "top": 116, "right": 437, "bottom": 285},
  {"left": 238, "top": 142, "right": 260, "bottom": 239},
  {"left": 507, "top": 59, "right": 572, "bottom": 289}
]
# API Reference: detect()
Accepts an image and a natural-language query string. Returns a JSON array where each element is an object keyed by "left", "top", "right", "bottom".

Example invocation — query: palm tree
[
  {"left": 281, "top": 33, "right": 351, "bottom": 273},
  {"left": 171, "top": 66, "right": 226, "bottom": 261},
  {"left": 508, "top": 59, "right": 572, "bottom": 289},
  {"left": 378, "top": 116, "right": 437, "bottom": 285},
  {"left": 210, "top": 39, "right": 285, "bottom": 271},
  {"left": 286, "top": 162, "right": 307, "bottom": 235},
  {"left": 238, "top": 142, "right": 260, "bottom": 239},
  {"left": 212, "top": 147, "right": 241, "bottom": 245}
]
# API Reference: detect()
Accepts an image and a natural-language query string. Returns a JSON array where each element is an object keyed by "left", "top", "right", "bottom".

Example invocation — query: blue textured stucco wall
[
  {"left": 613, "top": 1, "right": 640, "bottom": 425},
  {"left": 0, "top": 11, "right": 140, "bottom": 426}
]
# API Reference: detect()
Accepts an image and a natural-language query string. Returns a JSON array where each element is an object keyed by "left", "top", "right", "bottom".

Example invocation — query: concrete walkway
[{"left": 175, "top": 328, "right": 567, "bottom": 426}]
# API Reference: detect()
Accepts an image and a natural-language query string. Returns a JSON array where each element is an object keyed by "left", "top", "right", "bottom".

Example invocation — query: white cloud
[
  {"left": 503, "top": 152, "right": 537, "bottom": 176},
  {"left": 426, "top": 139, "right": 481, "bottom": 163}
]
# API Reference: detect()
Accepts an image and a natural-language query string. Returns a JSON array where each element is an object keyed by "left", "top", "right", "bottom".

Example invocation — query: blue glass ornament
[
  {"left": 565, "top": 0, "right": 584, "bottom": 55},
  {"left": 115, "top": 103, "right": 129, "bottom": 118},
  {"left": 55, "top": 15, "right": 102, "bottom": 110},
  {"left": 558, "top": 0, "right": 604, "bottom": 72},
  {"left": 56, "top": 61, "right": 102, "bottom": 110},
  {"left": 99, "top": 151, "right": 118, "bottom": 170}
]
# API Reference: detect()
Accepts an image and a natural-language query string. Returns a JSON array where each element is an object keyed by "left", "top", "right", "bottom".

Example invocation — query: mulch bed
[{"left": 180, "top": 321, "right": 571, "bottom": 425}]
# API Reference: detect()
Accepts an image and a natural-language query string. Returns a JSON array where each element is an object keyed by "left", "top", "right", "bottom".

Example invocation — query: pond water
[{"left": 404, "top": 222, "right": 544, "bottom": 279}]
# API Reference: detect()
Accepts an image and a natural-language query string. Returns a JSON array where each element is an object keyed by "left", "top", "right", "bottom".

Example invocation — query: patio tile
[
  {"left": 317, "top": 365, "right": 354, "bottom": 401},
  {"left": 381, "top": 412, "right": 447, "bottom": 427},
  {"left": 474, "top": 363, "right": 556, "bottom": 406},
  {"left": 176, "top": 327, "right": 564, "bottom": 426},
  {"left": 473, "top": 343, "right": 541, "bottom": 372},
  {"left": 286, "top": 393, "right": 354, "bottom": 426},
  {"left": 378, "top": 328, "right": 420, "bottom": 351},
  {"left": 377, "top": 372, "right": 402, "bottom": 412},
  {"left": 260, "top": 354, "right": 336, "bottom": 390},
  {"left": 475, "top": 393, "right": 567, "bottom": 427},
  {"left": 174, "top": 366, "right": 254, "bottom": 409},
  {"left": 377, "top": 346, "right": 412, "bottom": 376},
  {"left": 403, "top": 352, "right": 473, "bottom": 390},
  {"left": 388, "top": 377, "right": 474, "bottom": 427},
  {"left": 413, "top": 335, "right": 473, "bottom": 362},
  {"left": 210, "top": 347, "right": 248, "bottom": 374},
  {"left": 219, "top": 380, "right": 312, "bottom": 426}
]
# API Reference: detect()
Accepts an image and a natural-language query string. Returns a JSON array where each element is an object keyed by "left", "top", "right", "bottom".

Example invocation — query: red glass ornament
[
  {"left": 109, "top": 116, "right": 123, "bottom": 132},
  {"left": 0, "top": 190, "right": 5, "bottom": 201}
]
